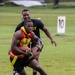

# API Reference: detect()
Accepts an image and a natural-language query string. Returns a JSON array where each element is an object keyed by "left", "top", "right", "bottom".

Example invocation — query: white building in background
[
  {"left": 33, "top": 0, "right": 45, "bottom": 3},
  {"left": 10, "top": 0, "right": 45, "bottom": 3},
  {"left": 9, "top": 0, "right": 45, "bottom": 7}
]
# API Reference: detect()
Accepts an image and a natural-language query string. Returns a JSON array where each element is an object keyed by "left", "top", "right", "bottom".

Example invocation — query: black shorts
[{"left": 10, "top": 56, "right": 34, "bottom": 72}]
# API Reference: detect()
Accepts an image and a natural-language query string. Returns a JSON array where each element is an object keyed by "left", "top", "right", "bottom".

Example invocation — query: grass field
[{"left": 0, "top": 2, "right": 75, "bottom": 75}]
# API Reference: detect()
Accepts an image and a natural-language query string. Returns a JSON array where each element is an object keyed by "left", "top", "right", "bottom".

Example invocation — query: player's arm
[
  {"left": 31, "top": 32, "right": 41, "bottom": 49},
  {"left": 11, "top": 30, "right": 27, "bottom": 55},
  {"left": 36, "top": 20, "right": 56, "bottom": 46},
  {"left": 42, "top": 26, "right": 57, "bottom": 46}
]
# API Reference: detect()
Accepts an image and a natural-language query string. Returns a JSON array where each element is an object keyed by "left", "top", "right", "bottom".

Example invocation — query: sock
[
  {"left": 13, "top": 71, "right": 19, "bottom": 75},
  {"left": 33, "top": 72, "right": 37, "bottom": 75}
]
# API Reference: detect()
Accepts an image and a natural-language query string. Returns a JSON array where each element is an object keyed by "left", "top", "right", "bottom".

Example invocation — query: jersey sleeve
[
  {"left": 36, "top": 20, "right": 44, "bottom": 29},
  {"left": 15, "top": 21, "right": 24, "bottom": 32}
]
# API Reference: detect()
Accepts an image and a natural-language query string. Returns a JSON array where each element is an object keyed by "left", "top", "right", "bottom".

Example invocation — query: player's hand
[
  {"left": 36, "top": 45, "right": 41, "bottom": 51},
  {"left": 51, "top": 40, "right": 57, "bottom": 46},
  {"left": 25, "top": 49, "right": 31, "bottom": 54}
]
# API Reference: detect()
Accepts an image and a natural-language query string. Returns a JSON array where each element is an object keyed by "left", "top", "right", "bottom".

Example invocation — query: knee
[
  {"left": 35, "top": 65, "right": 47, "bottom": 75},
  {"left": 35, "top": 65, "right": 41, "bottom": 71},
  {"left": 34, "top": 56, "right": 39, "bottom": 60}
]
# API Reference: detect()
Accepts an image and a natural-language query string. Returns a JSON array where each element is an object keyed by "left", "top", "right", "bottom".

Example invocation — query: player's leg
[
  {"left": 13, "top": 69, "right": 26, "bottom": 75},
  {"left": 31, "top": 39, "right": 44, "bottom": 75},
  {"left": 10, "top": 57, "right": 26, "bottom": 75},
  {"left": 28, "top": 59, "right": 47, "bottom": 75},
  {"left": 32, "top": 47, "right": 40, "bottom": 75},
  {"left": 13, "top": 70, "right": 19, "bottom": 75},
  {"left": 18, "top": 69, "right": 26, "bottom": 75}
]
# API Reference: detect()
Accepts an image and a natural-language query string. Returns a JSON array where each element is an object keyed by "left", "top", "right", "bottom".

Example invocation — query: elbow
[
  {"left": 43, "top": 27, "right": 48, "bottom": 32},
  {"left": 11, "top": 45, "right": 16, "bottom": 51}
]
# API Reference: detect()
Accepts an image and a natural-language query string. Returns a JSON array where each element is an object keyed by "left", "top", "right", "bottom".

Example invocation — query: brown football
[{"left": 19, "top": 46, "right": 31, "bottom": 52}]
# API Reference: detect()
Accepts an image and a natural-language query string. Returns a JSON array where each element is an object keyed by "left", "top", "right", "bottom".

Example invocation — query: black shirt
[{"left": 15, "top": 19, "right": 44, "bottom": 38}]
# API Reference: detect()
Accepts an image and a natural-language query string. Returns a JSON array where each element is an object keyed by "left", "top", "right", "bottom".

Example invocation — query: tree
[{"left": 0, "top": 0, "right": 9, "bottom": 3}]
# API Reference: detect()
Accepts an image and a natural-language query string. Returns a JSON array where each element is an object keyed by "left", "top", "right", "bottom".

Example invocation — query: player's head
[
  {"left": 24, "top": 20, "right": 33, "bottom": 33},
  {"left": 22, "top": 9, "right": 30, "bottom": 20}
]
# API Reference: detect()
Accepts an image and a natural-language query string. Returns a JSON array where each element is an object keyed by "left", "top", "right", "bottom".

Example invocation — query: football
[{"left": 19, "top": 46, "right": 31, "bottom": 52}]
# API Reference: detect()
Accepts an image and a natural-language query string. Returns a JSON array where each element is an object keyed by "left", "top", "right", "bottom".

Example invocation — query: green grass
[{"left": 0, "top": 2, "right": 75, "bottom": 75}]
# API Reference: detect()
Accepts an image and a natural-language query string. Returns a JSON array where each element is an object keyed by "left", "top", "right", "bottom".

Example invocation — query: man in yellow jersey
[{"left": 9, "top": 20, "right": 48, "bottom": 75}]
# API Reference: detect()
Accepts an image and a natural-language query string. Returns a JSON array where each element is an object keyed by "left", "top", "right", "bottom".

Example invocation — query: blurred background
[{"left": 0, "top": 0, "right": 75, "bottom": 75}]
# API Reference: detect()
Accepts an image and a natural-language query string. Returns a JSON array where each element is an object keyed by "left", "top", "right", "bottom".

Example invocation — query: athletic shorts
[{"left": 10, "top": 56, "right": 34, "bottom": 72}]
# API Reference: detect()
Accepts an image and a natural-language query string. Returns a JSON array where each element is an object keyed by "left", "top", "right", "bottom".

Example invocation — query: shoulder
[
  {"left": 31, "top": 19, "right": 40, "bottom": 23},
  {"left": 31, "top": 19, "right": 44, "bottom": 25},
  {"left": 19, "top": 21, "right": 24, "bottom": 25},
  {"left": 14, "top": 30, "right": 22, "bottom": 38}
]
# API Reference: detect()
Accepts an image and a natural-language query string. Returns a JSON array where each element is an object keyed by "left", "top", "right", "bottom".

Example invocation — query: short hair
[
  {"left": 24, "top": 20, "right": 32, "bottom": 25},
  {"left": 22, "top": 9, "right": 30, "bottom": 14}
]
